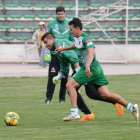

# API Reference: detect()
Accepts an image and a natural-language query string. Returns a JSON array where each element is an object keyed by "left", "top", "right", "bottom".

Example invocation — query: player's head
[
  {"left": 41, "top": 33, "right": 55, "bottom": 50},
  {"left": 56, "top": 6, "right": 66, "bottom": 21},
  {"left": 69, "top": 18, "right": 83, "bottom": 37}
]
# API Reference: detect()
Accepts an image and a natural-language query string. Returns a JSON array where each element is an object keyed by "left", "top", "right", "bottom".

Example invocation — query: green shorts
[{"left": 72, "top": 65, "right": 108, "bottom": 87}]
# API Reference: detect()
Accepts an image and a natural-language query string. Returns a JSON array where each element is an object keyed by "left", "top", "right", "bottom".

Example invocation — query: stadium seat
[
  {"left": 105, "top": 4, "right": 112, "bottom": 7},
  {"left": 102, "top": 35, "right": 114, "bottom": 39},
  {"left": 28, "top": 26, "right": 39, "bottom": 30},
  {"left": 90, "top": 4, "right": 101, "bottom": 7},
  {"left": 133, "top": 3, "right": 140, "bottom": 7},
  {"left": 34, "top": 4, "right": 46, "bottom": 8},
  {"left": 94, "top": 15, "right": 101, "bottom": 18},
  {"left": 122, "top": 14, "right": 134, "bottom": 18},
  {"left": 24, "top": 15, "right": 35, "bottom": 19},
  {"left": 0, "top": 26, "right": 11, "bottom": 30},
  {"left": 66, "top": 15, "right": 75, "bottom": 18},
  {"left": 113, "top": 25, "right": 124, "bottom": 29},
  {"left": 2, "top": 36, "right": 14, "bottom": 40},
  {"left": 17, "top": 37, "right": 29, "bottom": 40},
  {"left": 116, "top": 36, "right": 126, "bottom": 39},
  {"left": 106, "top": 3, "right": 123, "bottom": 7},
  {"left": 84, "top": 25, "right": 95, "bottom": 29},
  {"left": 101, "top": 25, "right": 110, "bottom": 29},
  {"left": 128, "top": 25, "right": 138, "bottom": 29},
  {"left": 130, "top": 36, "right": 140, "bottom": 39},
  {"left": 62, "top": 5, "right": 73, "bottom": 8},
  {"left": 10, "top": 15, "right": 22, "bottom": 19},
  {"left": 52, "top": 15, "right": 57, "bottom": 18},
  {"left": 92, "top": 36, "right": 100, "bottom": 39},
  {"left": 136, "top": 14, "right": 140, "bottom": 18},
  {"left": 108, "top": 15, "right": 121, "bottom": 19},
  {"left": 0, "top": 15, "right": 8, "bottom": 18},
  {"left": 80, "top": 15, "right": 87, "bottom": 18},
  {"left": 20, "top": 4, "right": 32, "bottom": 8},
  {"left": 48, "top": 5, "right": 58, "bottom": 8},
  {"left": 0, "top": 4, "right": 4, "bottom": 7},
  {"left": 6, "top": 4, "right": 18, "bottom": 7},
  {"left": 13, "top": 26, "right": 25, "bottom": 30},
  {"left": 88, "top": 36, "right": 93, "bottom": 39},
  {"left": 38, "top": 15, "right": 50, "bottom": 18},
  {"left": 78, "top": 5, "right": 88, "bottom": 8}
]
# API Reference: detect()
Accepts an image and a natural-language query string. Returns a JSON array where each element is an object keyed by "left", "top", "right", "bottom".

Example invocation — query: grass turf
[{"left": 0, "top": 75, "right": 140, "bottom": 140}]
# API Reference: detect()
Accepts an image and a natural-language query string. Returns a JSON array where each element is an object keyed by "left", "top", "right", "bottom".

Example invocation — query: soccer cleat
[
  {"left": 45, "top": 99, "right": 51, "bottom": 104},
  {"left": 114, "top": 103, "right": 124, "bottom": 116},
  {"left": 132, "top": 104, "right": 139, "bottom": 121},
  {"left": 78, "top": 112, "right": 95, "bottom": 122},
  {"left": 63, "top": 112, "right": 80, "bottom": 121},
  {"left": 59, "top": 100, "right": 65, "bottom": 103}
]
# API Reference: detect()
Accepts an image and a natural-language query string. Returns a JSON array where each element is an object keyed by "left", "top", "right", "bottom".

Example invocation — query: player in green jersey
[
  {"left": 56, "top": 18, "right": 139, "bottom": 122},
  {"left": 42, "top": 32, "right": 94, "bottom": 120},
  {"left": 42, "top": 32, "right": 125, "bottom": 121},
  {"left": 42, "top": 33, "right": 79, "bottom": 74},
  {"left": 45, "top": 6, "right": 74, "bottom": 104}
]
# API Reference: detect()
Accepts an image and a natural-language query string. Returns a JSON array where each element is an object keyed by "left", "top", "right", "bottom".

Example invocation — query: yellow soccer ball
[{"left": 4, "top": 112, "right": 20, "bottom": 126}]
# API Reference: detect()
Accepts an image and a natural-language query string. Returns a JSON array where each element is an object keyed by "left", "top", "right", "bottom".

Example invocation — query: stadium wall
[
  {"left": 96, "top": 44, "right": 140, "bottom": 64},
  {"left": 0, "top": 44, "right": 39, "bottom": 63},
  {"left": 0, "top": 44, "right": 140, "bottom": 64}
]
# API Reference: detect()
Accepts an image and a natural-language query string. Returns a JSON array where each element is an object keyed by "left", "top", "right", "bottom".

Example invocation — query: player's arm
[
  {"left": 52, "top": 60, "right": 69, "bottom": 84},
  {"left": 55, "top": 44, "right": 75, "bottom": 53},
  {"left": 52, "top": 72, "right": 64, "bottom": 84},
  {"left": 53, "top": 61, "right": 81, "bottom": 84},
  {"left": 86, "top": 47, "right": 95, "bottom": 78},
  {"left": 83, "top": 38, "right": 95, "bottom": 78},
  {"left": 66, "top": 51, "right": 81, "bottom": 72},
  {"left": 74, "top": 62, "right": 81, "bottom": 72}
]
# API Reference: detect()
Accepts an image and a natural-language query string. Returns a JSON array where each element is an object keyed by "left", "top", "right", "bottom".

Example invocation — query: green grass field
[{"left": 0, "top": 75, "right": 140, "bottom": 140}]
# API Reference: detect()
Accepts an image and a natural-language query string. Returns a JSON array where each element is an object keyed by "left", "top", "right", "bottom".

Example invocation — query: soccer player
[
  {"left": 42, "top": 32, "right": 124, "bottom": 121},
  {"left": 45, "top": 6, "right": 74, "bottom": 104},
  {"left": 55, "top": 18, "right": 139, "bottom": 121}
]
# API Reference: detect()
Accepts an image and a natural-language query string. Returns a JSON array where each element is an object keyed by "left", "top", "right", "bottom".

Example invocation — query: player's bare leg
[
  {"left": 97, "top": 86, "right": 128, "bottom": 107},
  {"left": 98, "top": 85, "right": 139, "bottom": 121},
  {"left": 63, "top": 78, "right": 80, "bottom": 121}
]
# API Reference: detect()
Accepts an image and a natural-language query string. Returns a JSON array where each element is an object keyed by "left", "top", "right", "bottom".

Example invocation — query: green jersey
[
  {"left": 72, "top": 32, "right": 108, "bottom": 86},
  {"left": 47, "top": 18, "right": 74, "bottom": 42},
  {"left": 74, "top": 32, "right": 99, "bottom": 67},
  {"left": 52, "top": 39, "right": 79, "bottom": 75},
  {"left": 47, "top": 18, "right": 74, "bottom": 54}
]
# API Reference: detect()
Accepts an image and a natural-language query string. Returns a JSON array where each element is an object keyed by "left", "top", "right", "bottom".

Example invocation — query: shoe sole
[
  {"left": 63, "top": 118, "right": 79, "bottom": 121},
  {"left": 78, "top": 113, "right": 95, "bottom": 122},
  {"left": 63, "top": 116, "right": 80, "bottom": 121},
  {"left": 79, "top": 118, "right": 94, "bottom": 122}
]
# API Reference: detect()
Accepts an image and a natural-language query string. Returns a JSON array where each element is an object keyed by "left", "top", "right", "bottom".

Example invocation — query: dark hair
[
  {"left": 69, "top": 18, "right": 83, "bottom": 30},
  {"left": 41, "top": 32, "right": 55, "bottom": 41},
  {"left": 56, "top": 6, "right": 65, "bottom": 14}
]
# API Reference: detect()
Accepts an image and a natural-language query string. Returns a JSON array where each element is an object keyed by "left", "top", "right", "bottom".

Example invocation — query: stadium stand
[
  {"left": 0, "top": 0, "right": 140, "bottom": 43},
  {"left": 0, "top": 0, "right": 140, "bottom": 63}
]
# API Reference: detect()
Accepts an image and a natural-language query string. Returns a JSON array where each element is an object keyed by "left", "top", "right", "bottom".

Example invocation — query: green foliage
[{"left": 0, "top": 75, "right": 140, "bottom": 140}]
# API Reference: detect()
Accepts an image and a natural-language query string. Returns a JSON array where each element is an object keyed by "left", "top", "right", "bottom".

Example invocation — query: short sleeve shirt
[{"left": 74, "top": 32, "right": 99, "bottom": 67}]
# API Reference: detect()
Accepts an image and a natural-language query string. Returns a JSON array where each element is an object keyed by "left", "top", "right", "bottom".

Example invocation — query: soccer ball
[{"left": 4, "top": 112, "right": 20, "bottom": 126}]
